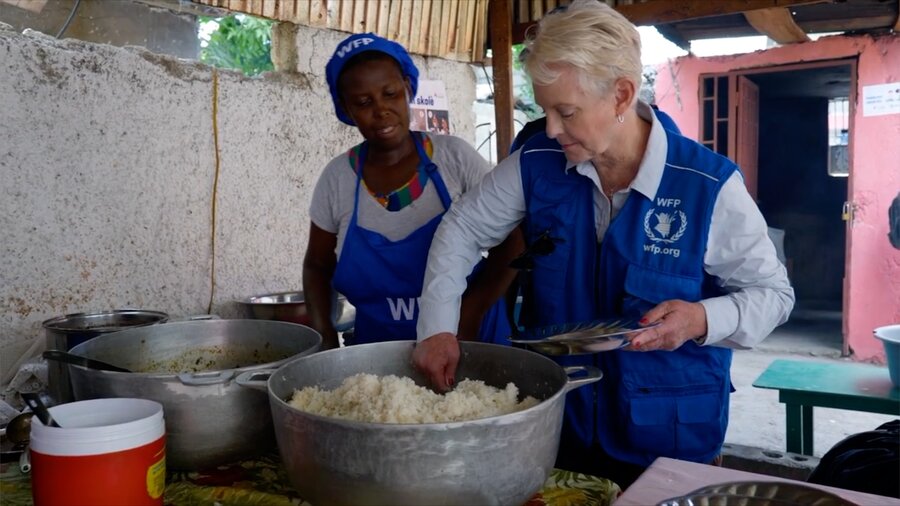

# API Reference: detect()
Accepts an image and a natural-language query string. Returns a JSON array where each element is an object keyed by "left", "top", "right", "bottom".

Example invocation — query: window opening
[
  {"left": 827, "top": 97, "right": 849, "bottom": 177},
  {"left": 700, "top": 75, "right": 729, "bottom": 156}
]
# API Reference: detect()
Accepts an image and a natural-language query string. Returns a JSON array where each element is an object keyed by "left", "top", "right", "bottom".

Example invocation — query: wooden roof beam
[
  {"left": 510, "top": 0, "right": 827, "bottom": 45},
  {"left": 615, "top": 0, "right": 827, "bottom": 26},
  {"left": 490, "top": 0, "right": 515, "bottom": 161},
  {"left": 744, "top": 7, "right": 810, "bottom": 44}
]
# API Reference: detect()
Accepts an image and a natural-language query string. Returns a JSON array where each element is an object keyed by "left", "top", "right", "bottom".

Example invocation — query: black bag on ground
[
  {"left": 807, "top": 419, "right": 899, "bottom": 498},
  {"left": 889, "top": 192, "right": 900, "bottom": 249}
]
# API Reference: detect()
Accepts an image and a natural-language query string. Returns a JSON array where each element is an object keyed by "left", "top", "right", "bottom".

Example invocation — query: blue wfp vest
[{"left": 518, "top": 129, "right": 736, "bottom": 466}]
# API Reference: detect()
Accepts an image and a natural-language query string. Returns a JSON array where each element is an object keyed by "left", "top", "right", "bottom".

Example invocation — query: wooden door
[
  {"left": 732, "top": 76, "right": 760, "bottom": 200},
  {"left": 698, "top": 74, "right": 759, "bottom": 199}
]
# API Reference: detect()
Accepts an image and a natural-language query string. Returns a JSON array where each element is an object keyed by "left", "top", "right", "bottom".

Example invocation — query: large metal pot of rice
[
  {"left": 236, "top": 341, "right": 602, "bottom": 506},
  {"left": 66, "top": 319, "right": 321, "bottom": 469}
]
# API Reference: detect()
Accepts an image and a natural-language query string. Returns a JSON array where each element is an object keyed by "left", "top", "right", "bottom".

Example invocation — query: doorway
[{"left": 700, "top": 61, "right": 855, "bottom": 355}]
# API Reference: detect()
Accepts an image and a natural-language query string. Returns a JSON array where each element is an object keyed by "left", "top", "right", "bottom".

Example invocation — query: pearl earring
[{"left": 616, "top": 114, "right": 624, "bottom": 124}]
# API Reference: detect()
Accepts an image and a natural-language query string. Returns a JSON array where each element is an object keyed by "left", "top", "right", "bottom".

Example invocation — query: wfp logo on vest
[
  {"left": 336, "top": 37, "right": 375, "bottom": 59},
  {"left": 387, "top": 297, "right": 417, "bottom": 321},
  {"left": 643, "top": 199, "right": 687, "bottom": 258}
]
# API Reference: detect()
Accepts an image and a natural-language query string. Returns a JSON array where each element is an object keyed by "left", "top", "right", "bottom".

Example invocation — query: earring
[{"left": 617, "top": 114, "right": 624, "bottom": 124}]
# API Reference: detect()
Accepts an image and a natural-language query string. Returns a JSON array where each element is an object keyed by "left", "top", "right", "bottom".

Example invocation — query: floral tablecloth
[{"left": 1, "top": 452, "right": 620, "bottom": 506}]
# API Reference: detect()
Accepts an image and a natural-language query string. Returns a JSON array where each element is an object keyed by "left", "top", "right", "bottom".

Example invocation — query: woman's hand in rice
[{"left": 412, "top": 332, "right": 460, "bottom": 392}]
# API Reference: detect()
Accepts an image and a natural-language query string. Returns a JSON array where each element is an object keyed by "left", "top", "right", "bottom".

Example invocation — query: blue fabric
[
  {"left": 654, "top": 107, "right": 681, "bottom": 136},
  {"left": 325, "top": 32, "right": 420, "bottom": 126},
  {"left": 517, "top": 129, "right": 736, "bottom": 466},
  {"left": 332, "top": 134, "right": 509, "bottom": 345}
]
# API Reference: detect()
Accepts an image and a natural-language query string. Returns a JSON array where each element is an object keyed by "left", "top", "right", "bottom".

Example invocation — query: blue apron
[{"left": 332, "top": 133, "right": 510, "bottom": 345}]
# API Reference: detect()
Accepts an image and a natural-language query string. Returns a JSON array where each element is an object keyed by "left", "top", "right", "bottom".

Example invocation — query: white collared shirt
[{"left": 417, "top": 102, "right": 795, "bottom": 349}]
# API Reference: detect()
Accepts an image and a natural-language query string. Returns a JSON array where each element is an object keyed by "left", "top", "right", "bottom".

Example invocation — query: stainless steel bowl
[{"left": 238, "top": 291, "right": 354, "bottom": 331}]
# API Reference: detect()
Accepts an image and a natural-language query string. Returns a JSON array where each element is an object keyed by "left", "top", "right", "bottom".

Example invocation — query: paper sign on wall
[
  {"left": 862, "top": 82, "right": 900, "bottom": 117},
  {"left": 410, "top": 80, "right": 451, "bottom": 134}
]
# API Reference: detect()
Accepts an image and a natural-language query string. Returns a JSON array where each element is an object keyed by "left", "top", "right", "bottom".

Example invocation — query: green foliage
[
  {"left": 511, "top": 43, "right": 542, "bottom": 120},
  {"left": 199, "top": 15, "right": 274, "bottom": 76},
  {"left": 511, "top": 43, "right": 526, "bottom": 73}
]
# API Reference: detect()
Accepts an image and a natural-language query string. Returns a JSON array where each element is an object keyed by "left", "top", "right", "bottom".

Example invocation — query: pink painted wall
[{"left": 654, "top": 34, "right": 900, "bottom": 363}]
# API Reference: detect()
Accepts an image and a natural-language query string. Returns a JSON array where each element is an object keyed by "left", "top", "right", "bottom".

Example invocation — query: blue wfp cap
[{"left": 325, "top": 32, "right": 420, "bottom": 126}]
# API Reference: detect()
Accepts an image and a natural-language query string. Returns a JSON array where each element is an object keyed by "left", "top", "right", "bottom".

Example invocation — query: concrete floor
[{"left": 725, "top": 313, "right": 897, "bottom": 460}]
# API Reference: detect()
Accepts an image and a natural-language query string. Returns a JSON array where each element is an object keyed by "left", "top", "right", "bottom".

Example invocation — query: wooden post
[{"left": 490, "top": 0, "right": 514, "bottom": 162}]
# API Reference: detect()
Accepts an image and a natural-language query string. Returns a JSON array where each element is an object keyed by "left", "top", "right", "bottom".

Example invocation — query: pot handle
[
  {"left": 561, "top": 365, "right": 603, "bottom": 393},
  {"left": 235, "top": 370, "right": 274, "bottom": 392},
  {"left": 19, "top": 447, "right": 31, "bottom": 474},
  {"left": 177, "top": 370, "right": 235, "bottom": 386},
  {"left": 178, "top": 314, "right": 221, "bottom": 321}
]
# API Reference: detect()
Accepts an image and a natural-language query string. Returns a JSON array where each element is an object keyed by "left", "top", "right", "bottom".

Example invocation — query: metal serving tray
[
  {"left": 509, "top": 318, "right": 658, "bottom": 356},
  {"left": 657, "top": 481, "right": 858, "bottom": 506}
]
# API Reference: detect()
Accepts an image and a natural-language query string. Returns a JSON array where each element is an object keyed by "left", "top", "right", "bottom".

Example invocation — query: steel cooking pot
[
  {"left": 66, "top": 319, "right": 321, "bottom": 470},
  {"left": 237, "top": 341, "right": 602, "bottom": 506},
  {"left": 42, "top": 309, "right": 169, "bottom": 404}
]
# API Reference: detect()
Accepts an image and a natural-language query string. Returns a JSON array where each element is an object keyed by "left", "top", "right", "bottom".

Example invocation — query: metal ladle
[
  {"left": 18, "top": 392, "right": 61, "bottom": 474},
  {"left": 1, "top": 411, "right": 33, "bottom": 442},
  {"left": 20, "top": 392, "right": 60, "bottom": 428},
  {"left": 42, "top": 350, "right": 131, "bottom": 373},
  {"left": 1, "top": 412, "right": 33, "bottom": 474}
]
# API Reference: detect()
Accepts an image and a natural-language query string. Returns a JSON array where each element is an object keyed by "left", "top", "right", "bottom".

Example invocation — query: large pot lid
[{"left": 42, "top": 309, "right": 169, "bottom": 333}]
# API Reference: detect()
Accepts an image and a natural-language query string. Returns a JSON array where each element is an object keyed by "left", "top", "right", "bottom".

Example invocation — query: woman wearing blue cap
[
  {"left": 302, "top": 33, "right": 520, "bottom": 350},
  {"left": 413, "top": 0, "right": 794, "bottom": 489}
]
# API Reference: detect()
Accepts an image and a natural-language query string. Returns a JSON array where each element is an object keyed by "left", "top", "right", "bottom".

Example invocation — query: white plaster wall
[{"left": 0, "top": 22, "right": 478, "bottom": 380}]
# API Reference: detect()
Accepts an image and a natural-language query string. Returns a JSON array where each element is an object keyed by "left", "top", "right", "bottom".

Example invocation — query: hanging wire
[
  {"left": 56, "top": 0, "right": 82, "bottom": 39},
  {"left": 207, "top": 68, "right": 222, "bottom": 314}
]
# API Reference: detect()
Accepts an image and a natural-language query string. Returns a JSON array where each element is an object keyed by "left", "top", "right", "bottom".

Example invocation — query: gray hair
[{"left": 522, "top": 0, "right": 642, "bottom": 100}]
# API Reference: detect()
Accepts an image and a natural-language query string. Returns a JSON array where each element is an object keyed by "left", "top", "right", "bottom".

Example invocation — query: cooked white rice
[{"left": 288, "top": 373, "right": 540, "bottom": 423}]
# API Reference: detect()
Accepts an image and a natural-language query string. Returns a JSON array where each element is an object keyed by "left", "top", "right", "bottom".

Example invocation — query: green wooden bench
[{"left": 752, "top": 358, "right": 900, "bottom": 455}]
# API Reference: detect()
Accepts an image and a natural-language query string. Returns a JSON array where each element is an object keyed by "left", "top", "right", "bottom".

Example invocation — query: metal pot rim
[
  {"left": 67, "top": 319, "right": 319, "bottom": 381},
  {"left": 237, "top": 291, "right": 305, "bottom": 306},
  {"left": 69, "top": 357, "right": 295, "bottom": 381},
  {"left": 269, "top": 386, "right": 564, "bottom": 430},
  {"left": 263, "top": 342, "right": 579, "bottom": 429},
  {"left": 237, "top": 291, "right": 348, "bottom": 306},
  {"left": 42, "top": 309, "right": 169, "bottom": 332}
]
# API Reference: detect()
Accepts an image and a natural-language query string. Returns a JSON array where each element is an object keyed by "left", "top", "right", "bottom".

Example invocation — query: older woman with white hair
[{"left": 413, "top": 0, "right": 794, "bottom": 488}]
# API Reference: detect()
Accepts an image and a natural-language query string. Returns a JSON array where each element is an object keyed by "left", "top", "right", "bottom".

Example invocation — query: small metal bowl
[{"left": 238, "top": 291, "right": 354, "bottom": 331}]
